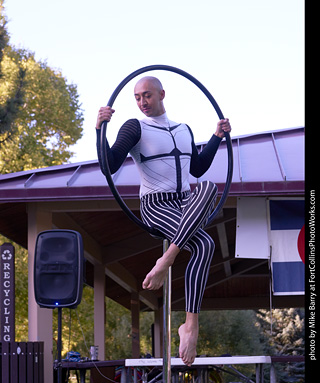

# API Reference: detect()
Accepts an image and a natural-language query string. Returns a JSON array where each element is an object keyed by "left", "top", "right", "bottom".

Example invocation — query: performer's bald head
[
  {"left": 134, "top": 76, "right": 166, "bottom": 117},
  {"left": 134, "top": 76, "right": 164, "bottom": 93}
]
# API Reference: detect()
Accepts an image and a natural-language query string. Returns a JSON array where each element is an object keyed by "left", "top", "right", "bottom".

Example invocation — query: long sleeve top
[{"left": 97, "top": 114, "right": 222, "bottom": 197}]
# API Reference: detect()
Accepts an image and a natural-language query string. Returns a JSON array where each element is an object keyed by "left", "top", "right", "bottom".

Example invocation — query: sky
[{"left": 4, "top": 0, "right": 304, "bottom": 163}]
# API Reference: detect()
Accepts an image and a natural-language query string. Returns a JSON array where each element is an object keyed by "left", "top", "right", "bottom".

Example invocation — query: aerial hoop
[{"left": 99, "top": 64, "right": 233, "bottom": 236}]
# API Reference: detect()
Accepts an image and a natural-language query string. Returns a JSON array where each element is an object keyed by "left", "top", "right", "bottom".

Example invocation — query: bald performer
[{"left": 96, "top": 76, "right": 231, "bottom": 366}]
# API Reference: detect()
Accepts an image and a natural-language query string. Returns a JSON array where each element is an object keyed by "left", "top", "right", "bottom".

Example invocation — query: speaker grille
[{"left": 34, "top": 230, "right": 83, "bottom": 308}]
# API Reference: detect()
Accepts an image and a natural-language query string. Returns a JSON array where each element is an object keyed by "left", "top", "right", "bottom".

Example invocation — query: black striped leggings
[{"left": 140, "top": 181, "right": 218, "bottom": 313}]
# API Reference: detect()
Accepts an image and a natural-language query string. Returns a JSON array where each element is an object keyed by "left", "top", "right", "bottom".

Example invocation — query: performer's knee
[
  {"left": 200, "top": 180, "right": 217, "bottom": 194},
  {"left": 202, "top": 233, "right": 215, "bottom": 257},
  {"left": 196, "top": 181, "right": 218, "bottom": 207}
]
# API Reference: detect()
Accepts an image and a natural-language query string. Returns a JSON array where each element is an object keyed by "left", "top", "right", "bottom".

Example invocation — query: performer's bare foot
[
  {"left": 142, "top": 244, "right": 180, "bottom": 290},
  {"left": 178, "top": 313, "right": 199, "bottom": 366}
]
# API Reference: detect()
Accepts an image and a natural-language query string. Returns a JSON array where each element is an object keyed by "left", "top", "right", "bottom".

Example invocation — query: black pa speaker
[{"left": 34, "top": 230, "right": 84, "bottom": 309}]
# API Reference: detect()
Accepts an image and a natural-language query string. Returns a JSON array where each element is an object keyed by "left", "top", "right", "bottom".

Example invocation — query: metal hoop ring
[{"left": 99, "top": 65, "right": 233, "bottom": 236}]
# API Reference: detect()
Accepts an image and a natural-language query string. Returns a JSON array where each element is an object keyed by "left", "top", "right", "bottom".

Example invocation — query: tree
[
  {"left": 0, "top": 3, "right": 83, "bottom": 173},
  {"left": 13, "top": 242, "right": 29, "bottom": 341},
  {"left": 0, "top": 48, "right": 83, "bottom": 172},
  {"left": 171, "top": 310, "right": 265, "bottom": 382},
  {"left": 51, "top": 289, "right": 133, "bottom": 361},
  {"left": 171, "top": 310, "right": 264, "bottom": 358},
  {"left": 0, "top": 0, "right": 26, "bottom": 142},
  {"left": 256, "top": 308, "right": 305, "bottom": 382}
]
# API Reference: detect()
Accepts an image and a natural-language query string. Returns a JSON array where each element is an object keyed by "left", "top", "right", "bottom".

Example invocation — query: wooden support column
[
  {"left": 94, "top": 264, "right": 106, "bottom": 360},
  {"left": 27, "top": 203, "right": 53, "bottom": 383},
  {"left": 131, "top": 292, "right": 140, "bottom": 358}
]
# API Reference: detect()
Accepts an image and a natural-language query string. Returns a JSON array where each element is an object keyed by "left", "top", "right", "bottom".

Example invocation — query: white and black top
[{"left": 97, "top": 113, "right": 222, "bottom": 198}]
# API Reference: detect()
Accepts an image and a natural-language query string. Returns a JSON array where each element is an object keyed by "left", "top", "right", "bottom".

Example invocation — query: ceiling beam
[
  {"left": 216, "top": 214, "right": 232, "bottom": 277},
  {"left": 205, "top": 207, "right": 236, "bottom": 229},
  {"left": 170, "top": 246, "right": 236, "bottom": 283},
  {"left": 171, "top": 259, "right": 267, "bottom": 306},
  {"left": 52, "top": 212, "right": 103, "bottom": 264},
  {"left": 105, "top": 263, "right": 159, "bottom": 310},
  {"left": 102, "top": 232, "right": 161, "bottom": 264},
  {"left": 105, "top": 262, "right": 138, "bottom": 292},
  {"left": 205, "top": 259, "right": 268, "bottom": 290}
]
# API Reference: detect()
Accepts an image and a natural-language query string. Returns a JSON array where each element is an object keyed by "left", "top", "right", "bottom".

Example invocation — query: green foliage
[
  {"left": 256, "top": 308, "right": 305, "bottom": 382},
  {"left": 51, "top": 287, "right": 133, "bottom": 361},
  {"left": 0, "top": 49, "right": 83, "bottom": 172},
  {"left": 257, "top": 309, "right": 305, "bottom": 355},
  {"left": 52, "top": 285, "right": 95, "bottom": 360},
  {"left": 12, "top": 238, "right": 29, "bottom": 341},
  {"left": 139, "top": 311, "right": 154, "bottom": 355},
  {"left": 171, "top": 310, "right": 264, "bottom": 358},
  {"left": 104, "top": 298, "right": 132, "bottom": 359},
  {"left": 0, "top": 0, "right": 9, "bottom": 70},
  {"left": 172, "top": 311, "right": 264, "bottom": 382},
  {"left": 0, "top": 0, "right": 26, "bottom": 140},
  {"left": 0, "top": 2, "right": 83, "bottom": 173}
]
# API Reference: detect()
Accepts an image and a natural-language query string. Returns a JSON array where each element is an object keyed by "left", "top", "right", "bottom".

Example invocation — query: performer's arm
[
  {"left": 96, "top": 107, "right": 140, "bottom": 174},
  {"left": 189, "top": 118, "right": 231, "bottom": 177}
]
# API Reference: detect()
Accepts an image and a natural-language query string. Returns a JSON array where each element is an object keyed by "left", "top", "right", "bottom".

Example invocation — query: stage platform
[
  {"left": 60, "top": 355, "right": 304, "bottom": 383},
  {"left": 126, "top": 355, "right": 272, "bottom": 367}
]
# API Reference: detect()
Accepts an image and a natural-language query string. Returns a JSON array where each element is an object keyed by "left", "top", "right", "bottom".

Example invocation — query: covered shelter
[{"left": 0, "top": 127, "right": 304, "bottom": 381}]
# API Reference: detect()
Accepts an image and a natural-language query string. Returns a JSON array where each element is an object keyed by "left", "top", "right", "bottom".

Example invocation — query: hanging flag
[{"left": 269, "top": 199, "right": 305, "bottom": 296}]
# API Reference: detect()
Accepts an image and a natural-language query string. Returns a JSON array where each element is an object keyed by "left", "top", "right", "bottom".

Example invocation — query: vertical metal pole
[
  {"left": 163, "top": 239, "right": 171, "bottom": 383},
  {"left": 57, "top": 307, "right": 62, "bottom": 383}
]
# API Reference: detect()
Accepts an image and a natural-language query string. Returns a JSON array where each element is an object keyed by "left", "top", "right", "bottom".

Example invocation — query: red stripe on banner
[{"left": 297, "top": 224, "right": 305, "bottom": 264}]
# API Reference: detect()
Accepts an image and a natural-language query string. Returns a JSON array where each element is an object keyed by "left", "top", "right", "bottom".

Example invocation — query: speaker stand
[{"left": 56, "top": 307, "right": 63, "bottom": 383}]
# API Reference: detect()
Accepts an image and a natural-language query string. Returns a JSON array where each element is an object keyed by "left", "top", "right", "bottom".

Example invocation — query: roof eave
[{"left": 0, "top": 180, "right": 304, "bottom": 203}]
